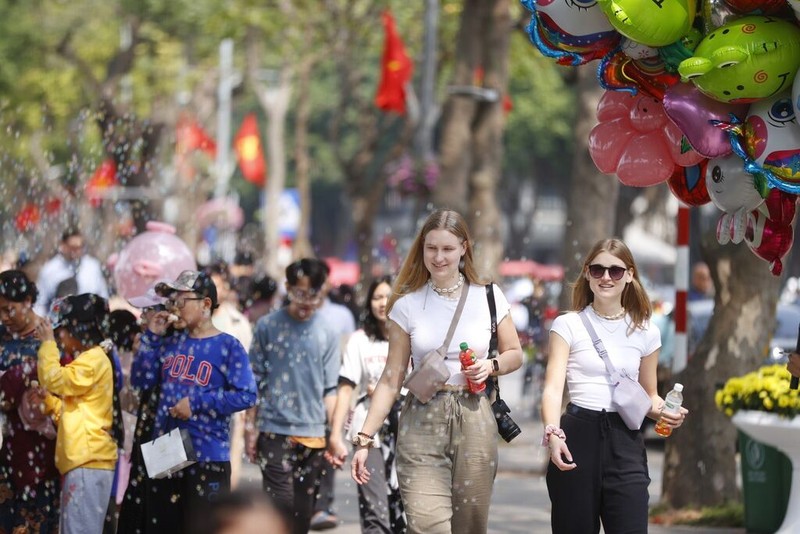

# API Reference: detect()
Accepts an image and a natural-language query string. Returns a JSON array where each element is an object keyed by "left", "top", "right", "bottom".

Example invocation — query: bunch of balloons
[{"left": 522, "top": 0, "right": 800, "bottom": 275}]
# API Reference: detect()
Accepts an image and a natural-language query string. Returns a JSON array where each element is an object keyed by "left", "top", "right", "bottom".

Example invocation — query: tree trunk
[
  {"left": 435, "top": 0, "right": 511, "bottom": 278},
  {"left": 661, "top": 229, "right": 782, "bottom": 508},
  {"left": 558, "top": 65, "right": 615, "bottom": 310}
]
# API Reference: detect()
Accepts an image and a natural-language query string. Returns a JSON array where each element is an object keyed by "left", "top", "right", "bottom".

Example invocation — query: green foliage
[
  {"left": 0, "top": 0, "right": 578, "bottom": 232},
  {"left": 505, "top": 29, "right": 576, "bottom": 174}
]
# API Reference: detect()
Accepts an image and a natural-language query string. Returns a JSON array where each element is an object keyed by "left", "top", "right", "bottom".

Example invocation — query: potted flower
[
  {"left": 716, "top": 364, "right": 800, "bottom": 534},
  {"left": 715, "top": 364, "right": 800, "bottom": 418}
]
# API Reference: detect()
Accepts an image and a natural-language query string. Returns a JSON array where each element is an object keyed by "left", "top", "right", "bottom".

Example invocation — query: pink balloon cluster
[{"left": 588, "top": 91, "right": 704, "bottom": 186}]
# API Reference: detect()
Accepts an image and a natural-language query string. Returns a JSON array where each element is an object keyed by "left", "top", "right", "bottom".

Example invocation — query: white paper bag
[{"left": 140, "top": 428, "right": 196, "bottom": 479}]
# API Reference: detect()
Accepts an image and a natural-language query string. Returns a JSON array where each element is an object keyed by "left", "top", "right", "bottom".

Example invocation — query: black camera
[{"left": 491, "top": 398, "right": 521, "bottom": 443}]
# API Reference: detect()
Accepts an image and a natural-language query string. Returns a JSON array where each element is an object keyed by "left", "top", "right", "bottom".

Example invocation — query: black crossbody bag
[{"left": 485, "top": 284, "right": 522, "bottom": 442}]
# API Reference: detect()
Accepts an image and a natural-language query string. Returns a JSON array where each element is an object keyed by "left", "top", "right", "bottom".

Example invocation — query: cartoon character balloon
[
  {"left": 723, "top": 0, "right": 788, "bottom": 14},
  {"left": 110, "top": 221, "right": 197, "bottom": 300},
  {"left": 744, "top": 91, "right": 800, "bottom": 187},
  {"left": 794, "top": 66, "right": 800, "bottom": 119},
  {"left": 790, "top": 0, "right": 800, "bottom": 21},
  {"left": 589, "top": 91, "right": 704, "bottom": 186},
  {"left": 678, "top": 16, "right": 800, "bottom": 103},
  {"left": 706, "top": 154, "right": 767, "bottom": 244},
  {"left": 522, "top": 0, "right": 620, "bottom": 66},
  {"left": 597, "top": 0, "right": 696, "bottom": 47},
  {"left": 598, "top": 50, "right": 681, "bottom": 99},
  {"left": 667, "top": 160, "right": 711, "bottom": 206}
]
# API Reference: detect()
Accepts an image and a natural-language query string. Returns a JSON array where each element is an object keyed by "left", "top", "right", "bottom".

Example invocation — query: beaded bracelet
[{"left": 541, "top": 424, "right": 566, "bottom": 447}]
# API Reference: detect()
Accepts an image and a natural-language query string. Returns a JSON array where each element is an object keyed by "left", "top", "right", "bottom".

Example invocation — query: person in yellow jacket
[{"left": 32, "top": 293, "right": 123, "bottom": 534}]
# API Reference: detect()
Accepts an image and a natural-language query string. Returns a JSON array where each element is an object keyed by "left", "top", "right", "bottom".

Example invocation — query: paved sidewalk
[
  {"left": 239, "top": 372, "right": 745, "bottom": 532},
  {"left": 239, "top": 414, "right": 744, "bottom": 533}
]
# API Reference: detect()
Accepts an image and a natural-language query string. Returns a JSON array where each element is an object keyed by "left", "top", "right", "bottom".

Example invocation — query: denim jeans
[{"left": 396, "top": 391, "right": 497, "bottom": 534}]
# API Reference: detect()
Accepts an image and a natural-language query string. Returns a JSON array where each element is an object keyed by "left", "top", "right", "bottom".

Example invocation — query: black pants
[
  {"left": 313, "top": 462, "right": 335, "bottom": 515},
  {"left": 546, "top": 403, "right": 650, "bottom": 534},
  {"left": 256, "top": 432, "right": 326, "bottom": 534},
  {"left": 147, "top": 461, "right": 231, "bottom": 534}
]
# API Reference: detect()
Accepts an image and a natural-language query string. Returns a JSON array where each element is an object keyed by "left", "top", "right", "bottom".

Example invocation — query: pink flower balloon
[{"left": 589, "top": 91, "right": 705, "bottom": 186}]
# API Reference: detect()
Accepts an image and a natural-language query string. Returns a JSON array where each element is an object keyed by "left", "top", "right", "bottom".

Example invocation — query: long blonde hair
[
  {"left": 387, "top": 209, "right": 486, "bottom": 313},
  {"left": 570, "top": 238, "right": 652, "bottom": 331}
]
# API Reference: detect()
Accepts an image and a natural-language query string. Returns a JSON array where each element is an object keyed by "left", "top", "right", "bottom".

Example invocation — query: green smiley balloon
[
  {"left": 678, "top": 16, "right": 800, "bottom": 104},
  {"left": 597, "top": 0, "right": 696, "bottom": 47}
]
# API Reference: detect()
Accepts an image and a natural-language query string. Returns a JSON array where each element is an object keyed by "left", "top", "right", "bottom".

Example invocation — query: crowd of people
[{"left": 0, "top": 211, "right": 702, "bottom": 534}]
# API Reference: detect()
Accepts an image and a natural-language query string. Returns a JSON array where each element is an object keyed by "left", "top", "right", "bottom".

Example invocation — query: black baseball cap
[{"left": 155, "top": 270, "right": 218, "bottom": 308}]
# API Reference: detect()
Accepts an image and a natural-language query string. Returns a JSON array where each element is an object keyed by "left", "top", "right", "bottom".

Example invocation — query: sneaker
[{"left": 309, "top": 510, "right": 338, "bottom": 530}]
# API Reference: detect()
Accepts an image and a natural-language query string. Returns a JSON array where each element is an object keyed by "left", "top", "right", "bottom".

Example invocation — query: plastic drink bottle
[
  {"left": 459, "top": 342, "right": 486, "bottom": 394},
  {"left": 655, "top": 383, "right": 684, "bottom": 437}
]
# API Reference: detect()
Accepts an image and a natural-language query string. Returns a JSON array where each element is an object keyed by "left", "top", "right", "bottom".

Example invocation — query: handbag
[
  {"left": 403, "top": 283, "right": 470, "bottom": 403},
  {"left": 578, "top": 310, "right": 652, "bottom": 430},
  {"left": 485, "top": 285, "right": 522, "bottom": 442},
  {"left": 140, "top": 426, "right": 196, "bottom": 479}
]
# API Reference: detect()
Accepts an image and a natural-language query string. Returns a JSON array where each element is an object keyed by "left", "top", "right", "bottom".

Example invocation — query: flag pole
[
  {"left": 214, "top": 39, "right": 234, "bottom": 200},
  {"left": 673, "top": 205, "right": 690, "bottom": 374},
  {"left": 415, "top": 0, "right": 439, "bottom": 160}
]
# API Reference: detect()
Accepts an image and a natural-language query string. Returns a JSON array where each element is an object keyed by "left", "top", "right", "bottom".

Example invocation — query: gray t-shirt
[{"left": 249, "top": 308, "right": 340, "bottom": 437}]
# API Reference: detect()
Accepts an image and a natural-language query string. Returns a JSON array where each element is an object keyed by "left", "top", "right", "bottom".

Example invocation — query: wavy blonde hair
[
  {"left": 387, "top": 209, "right": 486, "bottom": 314},
  {"left": 570, "top": 238, "right": 652, "bottom": 331}
]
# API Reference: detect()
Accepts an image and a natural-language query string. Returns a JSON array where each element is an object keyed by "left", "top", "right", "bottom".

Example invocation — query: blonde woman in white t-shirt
[
  {"left": 542, "top": 238, "right": 688, "bottom": 533},
  {"left": 350, "top": 209, "right": 523, "bottom": 534},
  {"left": 327, "top": 276, "right": 406, "bottom": 533}
]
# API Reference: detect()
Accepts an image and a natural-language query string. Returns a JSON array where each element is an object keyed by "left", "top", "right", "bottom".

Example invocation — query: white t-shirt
[
  {"left": 388, "top": 282, "right": 510, "bottom": 386},
  {"left": 550, "top": 306, "right": 661, "bottom": 412},
  {"left": 339, "top": 329, "right": 389, "bottom": 443},
  {"left": 34, "top": 254, "right": 109, "bottom": 316}
]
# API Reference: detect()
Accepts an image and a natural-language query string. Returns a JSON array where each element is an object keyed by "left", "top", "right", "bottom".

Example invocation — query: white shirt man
[{"left": 34, "top": 229, "right": 109, "bottom": 316}]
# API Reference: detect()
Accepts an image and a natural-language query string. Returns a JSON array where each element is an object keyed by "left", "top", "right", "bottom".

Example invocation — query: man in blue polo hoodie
[{"left": 130, "top": 270, "right": 257, "bottom": 533}]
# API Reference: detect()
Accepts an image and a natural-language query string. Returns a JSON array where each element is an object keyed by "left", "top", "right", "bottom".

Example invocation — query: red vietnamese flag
[
  {"left": 85, "top": 159, "right": 118, "bottom": 208},
  {"left": 234, "top": 113, "right": 267, "bottom": 187},
  {"left": 176, "top": 116, "right": 217, "bottom": 157},
  {"left": 15, "top": 203, "right": 40, "bottom": 232},
  {"left": 375, "top": 10, "right": 413, "bottom": 115}
]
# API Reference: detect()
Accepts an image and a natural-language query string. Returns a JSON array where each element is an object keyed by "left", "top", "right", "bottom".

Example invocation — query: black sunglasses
[{"left": 588, "top": 264, "right": 627, "bottom": 281}]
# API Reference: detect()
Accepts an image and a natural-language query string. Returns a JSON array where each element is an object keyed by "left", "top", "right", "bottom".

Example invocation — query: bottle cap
[
  {"left": 674, "top": 383, "right": 683, "bottom": 392},
  {"left": 459, "top": 342, "right": 468, "bottom": 350}
]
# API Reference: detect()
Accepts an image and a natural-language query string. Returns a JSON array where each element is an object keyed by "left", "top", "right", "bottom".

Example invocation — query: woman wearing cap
[
  {"left": 0, "top": 270, "right": 60, "bottom": 533},
  {"left": 33, "top": 292, "right": 123, "bottom": 534},
  {"left": 130, "top": 270, "right": 257, "bottom": 532}
]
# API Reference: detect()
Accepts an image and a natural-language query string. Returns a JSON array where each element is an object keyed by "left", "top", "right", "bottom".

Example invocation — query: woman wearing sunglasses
[{"left": 541, "top": 238, "right": 687, "bottom": 533}]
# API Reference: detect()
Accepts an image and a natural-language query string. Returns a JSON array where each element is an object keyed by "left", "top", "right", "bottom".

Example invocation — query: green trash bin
[{"left": 739, "top": 431, "right": 793, "bottom": 533}]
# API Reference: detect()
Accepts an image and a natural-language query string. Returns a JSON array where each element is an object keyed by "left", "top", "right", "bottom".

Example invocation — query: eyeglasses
[
  {"left": 166, "top": 296, "right": 206, "bottom": 309},
  {"left": 587, "top": 264, "right": 627, "bottom": 281},
  {"left": 287, "top": 289, "right": 323, "bottom": 305}
]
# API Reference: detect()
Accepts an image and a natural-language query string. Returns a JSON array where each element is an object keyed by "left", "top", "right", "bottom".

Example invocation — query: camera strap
[{"left": 485, "top": 284, "right": 502, "bottom": 401}]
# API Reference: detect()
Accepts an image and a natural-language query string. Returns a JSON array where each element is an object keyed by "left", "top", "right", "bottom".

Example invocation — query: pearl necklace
[
  {"left": 592, "top": 304, "right": 625, "bottom": 320},
  {"left": 429, "top": 272, "right": 464, "bottom": 295}
]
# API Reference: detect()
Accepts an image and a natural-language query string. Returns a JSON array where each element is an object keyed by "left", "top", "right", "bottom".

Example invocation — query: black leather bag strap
[{"left": 485, "top": 284, "right": 502, "bottom": 400}]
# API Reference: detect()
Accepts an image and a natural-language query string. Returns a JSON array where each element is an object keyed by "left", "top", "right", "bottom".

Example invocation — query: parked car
[{"left": 687, "top": 299, "right": 800, "bottom": 364}]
